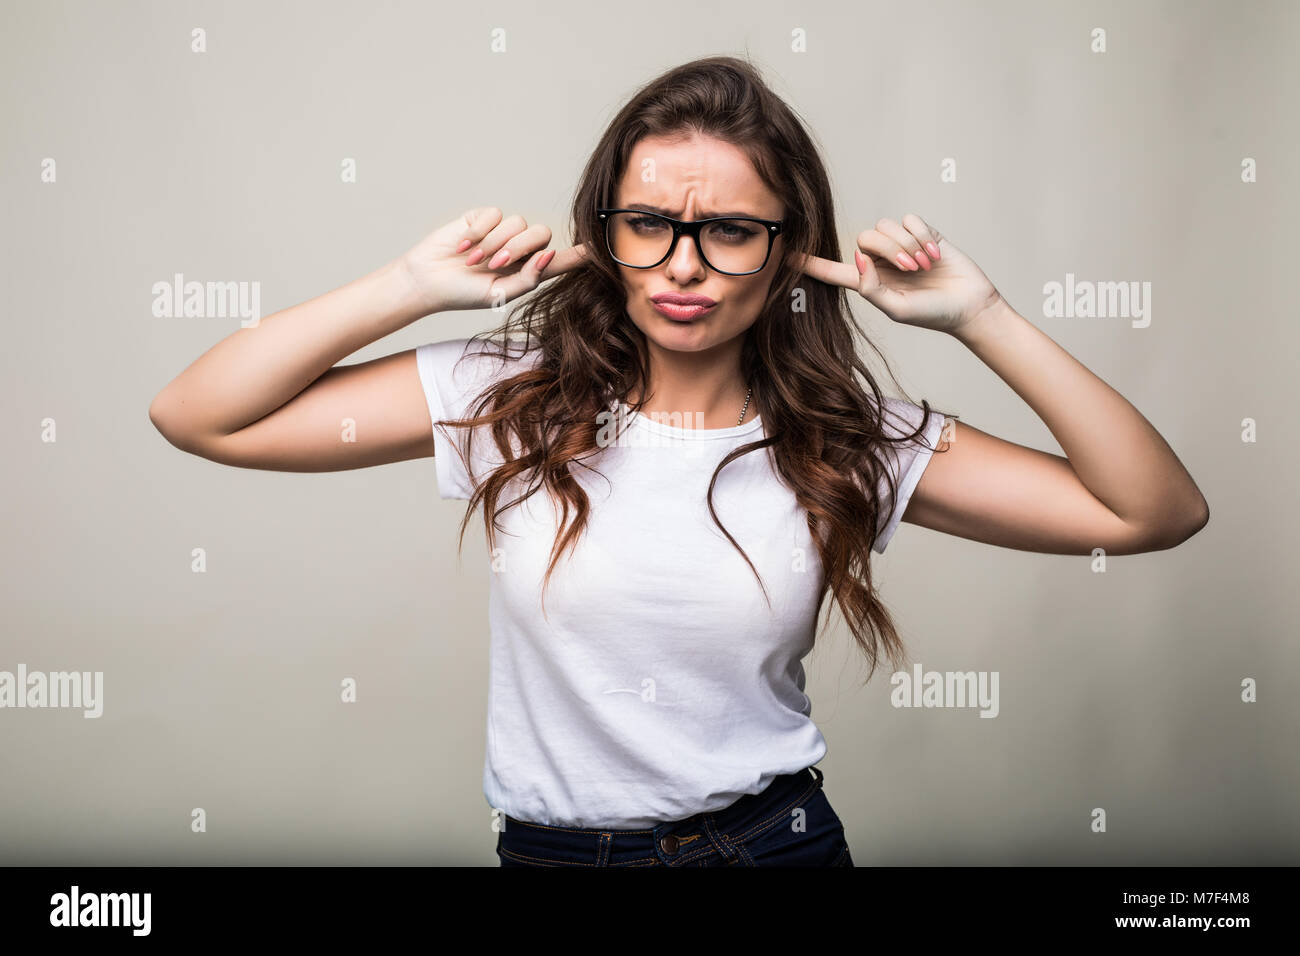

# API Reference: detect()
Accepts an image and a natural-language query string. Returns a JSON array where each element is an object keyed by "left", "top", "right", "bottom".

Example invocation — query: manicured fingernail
[
  {"left": 925, "top": 241, "right": 940, "bottom": 260},
  {"left": 896, "top": 252, "right": 918, "bottom": 270},
  {"left": 913, "top": 250, "right": 930, "bottom": 270},
  {"left": 466, "top": 247, "right": 485, "bottom": 265},
  {"left": 854, "top": 250, "right": 866, "bottom": 273},
  {"left": 540, "top": 250, "right": 556, "bottom": 271},
  {"left": 456, "top": 238, "right": 472, "bottom": 253},
  {"left": 488, "top": 250, "right": 510, "bottom": 268}
]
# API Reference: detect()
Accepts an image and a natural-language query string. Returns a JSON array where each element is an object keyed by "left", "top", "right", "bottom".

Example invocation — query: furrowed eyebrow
[{"left": 624, "top": 202, "right": 762, "bottom": 220}]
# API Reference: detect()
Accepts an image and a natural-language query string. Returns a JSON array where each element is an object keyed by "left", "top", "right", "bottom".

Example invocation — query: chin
[
  {"left": 648, "top": 324, "right": 720, "bottom": 352},
  {"left": 629, "top": 310, "right": 721, "bottom": 351}
]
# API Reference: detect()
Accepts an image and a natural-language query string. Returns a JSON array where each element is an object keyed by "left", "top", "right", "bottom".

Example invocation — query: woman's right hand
[{"left": 398, "top": 206, "right": 589, "bottom": 314}]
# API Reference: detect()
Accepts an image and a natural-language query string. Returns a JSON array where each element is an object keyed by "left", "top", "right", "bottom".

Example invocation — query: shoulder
[
  {"left": 417, "top": 335, "right": 542, "bottom": 388},
  {"left": 418, "top": 335, "right": 539, "bottom": 367},
  {"left": 873, "top": 394, "right": 947, "bottom": 446}
]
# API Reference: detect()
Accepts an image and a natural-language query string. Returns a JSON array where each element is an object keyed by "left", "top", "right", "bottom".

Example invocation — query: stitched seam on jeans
[
  {"left": 726, "top": 773, "right": 821, "bottom": 842},
  {"left": 731, "top": 775, "right": 824, "bottom": 843},
  {"left": 672, "top": 844, "right": 720, "bottom": 866},
  {"left": 673, "top": 819, "right": 725, "bottom": 866},
  {"left": 656, "top": 831, "right": 707, "bottom": 864},
  {"left": 499, "top": 844, "right": 661, "bottom": 867},
  {"left": 498, "top": 846, "right": 596, "bottom": 866},
  {"left": 616, "top": 859, "right": 662, "bottom": 866},
  {"left": 700, "top": 816, "right": 740, "bottom": 865},
  {"left": 705, "top": 815, "right": 756, "bottom": 866},
  {"left": 735, "top": 841, "right": 758, "bottom": 866}
]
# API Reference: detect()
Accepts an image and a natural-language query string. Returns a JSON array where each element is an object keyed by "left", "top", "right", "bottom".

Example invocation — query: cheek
[
  {"left": 725, "top": 277, "right": 769, "bottom": 320},
  {"left": 616, "top": 275, "right": 641, "bottom": 311}
]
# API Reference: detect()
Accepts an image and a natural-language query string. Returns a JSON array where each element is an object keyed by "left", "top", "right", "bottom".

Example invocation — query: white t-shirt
[{"left": 415, "top": 336, "right": 947, "bottom": 828}]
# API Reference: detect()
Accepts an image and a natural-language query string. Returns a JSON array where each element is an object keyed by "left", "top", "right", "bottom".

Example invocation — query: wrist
[
  {"left": 385, "top": 255, "right": 440, "bottom": 319},
  {"left": 952, "top": 292, "right": 1015, "bottom": 348}
]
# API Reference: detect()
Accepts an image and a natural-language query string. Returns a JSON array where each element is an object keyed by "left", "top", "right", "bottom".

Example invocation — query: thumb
[
  {"left": 854, "top": 250, "right": 905, "bottom": 317},
  {"left": 492, "top": 247, "right": 557, "bottom": 303}
]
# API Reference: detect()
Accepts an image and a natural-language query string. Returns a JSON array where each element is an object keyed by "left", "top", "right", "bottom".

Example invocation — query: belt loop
[{"left": 702, "top": 814, "right": 742, "bottom": 865}]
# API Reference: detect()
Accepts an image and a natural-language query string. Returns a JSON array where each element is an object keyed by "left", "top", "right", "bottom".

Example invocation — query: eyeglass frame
[{"left": 596, "top": 208, "right": 785, "bottom": 276}]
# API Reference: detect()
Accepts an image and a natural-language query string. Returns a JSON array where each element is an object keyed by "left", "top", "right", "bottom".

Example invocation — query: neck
[{"left": 628, "top": 338, "right": 753, "bottom": 428}]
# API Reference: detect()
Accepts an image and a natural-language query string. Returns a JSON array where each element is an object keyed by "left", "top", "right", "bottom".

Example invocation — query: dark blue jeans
[{"left": 496, "top": 765, "right": 854, "bottom": 867}]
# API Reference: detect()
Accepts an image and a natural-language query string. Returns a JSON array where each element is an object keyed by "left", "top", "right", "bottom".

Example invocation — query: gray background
[{"left": 2, "top": 0, "right": 1296, "bottom": 864}]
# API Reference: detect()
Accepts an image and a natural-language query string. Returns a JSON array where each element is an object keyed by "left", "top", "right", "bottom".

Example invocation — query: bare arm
[
  {"left": 153, "top": 344, "right": 438, "bottom": 472},
  {"left": 148, "top": 260, "right": 437, "bottom": 470},
  {"left": 149, "top": 259, "right": 426, "bottom": 444},
  {"left": 793, "top": 214, "right": 1208, "bottom": 555},
  {"left": 148, "top": 207, "right": 578, "bottom": 472},
  {"left": 905, "top": 297, "right": 1209, "bottom": 553}
]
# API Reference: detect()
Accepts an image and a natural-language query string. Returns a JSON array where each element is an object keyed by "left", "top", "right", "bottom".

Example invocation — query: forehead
[{"left": 617, "top": 132, "right": 778, "bottom": 214}]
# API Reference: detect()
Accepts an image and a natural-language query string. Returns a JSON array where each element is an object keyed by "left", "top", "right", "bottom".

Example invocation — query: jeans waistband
[{"left": 502, "top": 765, "right": 825, "bottom": 842}]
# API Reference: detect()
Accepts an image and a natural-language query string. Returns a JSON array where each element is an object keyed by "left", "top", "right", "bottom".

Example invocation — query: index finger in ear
[
  {"left": 785, "top": 250, "right": 858, "bottom": 290},
  {"left": 537, "top": 242, "right": 592, "bottom": 279}
]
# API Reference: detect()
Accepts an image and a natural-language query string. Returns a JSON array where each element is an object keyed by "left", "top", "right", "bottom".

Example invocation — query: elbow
[
  {"left": 1137, "top": 496, "right": 1210, "bottom": 552},
  {"left": 148, "top": 392, "right": 179, "bottom": 443},
  {"left": 1183, "top": 493, "right": 1211, "bottom": 541},
  {"left": 149, "top": 392, "right": 203, "bottom": 454},
  {"left": 148, "top": 393, "right": 167, "bottom": 432}
]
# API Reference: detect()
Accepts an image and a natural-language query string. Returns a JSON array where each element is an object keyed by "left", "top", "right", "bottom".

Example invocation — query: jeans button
[{"left": 659, "top": 835, "right": 679, "bottom": 855}]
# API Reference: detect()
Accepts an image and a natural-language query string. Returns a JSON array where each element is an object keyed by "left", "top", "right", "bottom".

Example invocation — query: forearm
[
  {"left": 149, "top": 258, "right": 429, "bottom": 440},
  {"left": 953, "top": 296, "right": 1208, "bottom": 537}
]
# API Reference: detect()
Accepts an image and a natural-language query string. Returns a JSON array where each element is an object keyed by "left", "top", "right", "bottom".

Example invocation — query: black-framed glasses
[{"left": 597, "top": 208, "right": 784, "bottom": 276}]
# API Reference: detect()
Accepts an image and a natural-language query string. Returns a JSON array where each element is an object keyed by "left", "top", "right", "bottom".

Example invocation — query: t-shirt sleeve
[
  {"left": 872, "top": 397, "right": 949, "bottom": 554},
  {"left": 414, "top": 337, "right": 535, "bottom": 501}
]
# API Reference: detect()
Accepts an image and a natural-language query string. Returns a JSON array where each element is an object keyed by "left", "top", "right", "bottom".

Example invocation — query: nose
[{"left": 665, "top": 229, "right": 708, "bottom": 282}]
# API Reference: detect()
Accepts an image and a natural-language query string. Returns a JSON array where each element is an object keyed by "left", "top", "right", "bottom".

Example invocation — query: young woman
[{"left": 148, "top": 56, "right": 1208, "bottom": 867}]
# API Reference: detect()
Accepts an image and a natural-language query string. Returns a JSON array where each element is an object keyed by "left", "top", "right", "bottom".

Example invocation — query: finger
[
  {"left": 455, "top": 207, "right": 504, "bottom": 256},
  {"left": 852, "top": 249, "right": 908, "bottom": 316},
  {"left": 901, "top": 213, "right": 943, "bottom": 262},
  {"left": 788, "top": 248, "right": 905, "bottom": 315},
  {"left": 871, "top": 218, "right": 929, "bottom": 271},
  {"left": 483, "top": 223, "right": 553, "bottom": 271},
  {"left": 858, "top": 226, "right": 922, "bottom": 273},
  {"left": 538, "top": 242, "right": 592, "bottom": 279},
  {"left": 465, "top": 213, "right": 527, "bottom": 266},
  {"left": 492, "top": 247, "right": 556, "bottom": 301},
  {"left": 785, "top": 251, "right": 858, "bottom": 290}
]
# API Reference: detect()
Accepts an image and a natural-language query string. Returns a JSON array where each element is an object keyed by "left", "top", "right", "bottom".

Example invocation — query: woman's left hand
[{"left": 788, "top": 214, "right": 1003, "bottom": 336}]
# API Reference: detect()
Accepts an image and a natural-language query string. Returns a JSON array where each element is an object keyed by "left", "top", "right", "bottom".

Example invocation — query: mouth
[{"left": 650, "top": 293, "right": 717, "bottom": 322}]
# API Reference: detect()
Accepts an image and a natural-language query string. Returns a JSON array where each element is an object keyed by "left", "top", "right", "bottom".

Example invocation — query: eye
[
  {"left": 627, "top": 215, "right": 669, "bottom": 233},
  {"left": 706, "top": 221, "right": 759, "bottom": 242}
]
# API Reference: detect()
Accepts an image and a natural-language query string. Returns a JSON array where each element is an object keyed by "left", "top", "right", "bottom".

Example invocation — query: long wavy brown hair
[{"left": 436, "top": 55, "right": 955, "bottom": 682}]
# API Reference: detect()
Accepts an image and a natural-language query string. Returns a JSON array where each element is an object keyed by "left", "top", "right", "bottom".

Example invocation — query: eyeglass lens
[{"left": 606, "top": 212, "right": 770, "bottom": 274}]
